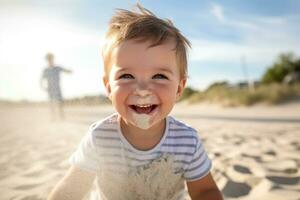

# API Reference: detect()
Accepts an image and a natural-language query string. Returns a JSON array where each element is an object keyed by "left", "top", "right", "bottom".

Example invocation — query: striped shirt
[{"left": 69, "top": 113, "right": 212, "bottom": 199}]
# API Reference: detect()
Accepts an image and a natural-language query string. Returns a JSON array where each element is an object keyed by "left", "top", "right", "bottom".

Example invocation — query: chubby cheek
[
  {"left": 109, "top": 83, "right": 129, "bottom": 105},
  {"left": 154, "top": 83, "right": 178, "bottom": 103}
]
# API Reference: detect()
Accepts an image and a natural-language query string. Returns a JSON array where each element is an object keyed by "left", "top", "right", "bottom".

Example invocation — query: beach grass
[{"left": 186, "top": 83, "right": 300, "bottom": 106}]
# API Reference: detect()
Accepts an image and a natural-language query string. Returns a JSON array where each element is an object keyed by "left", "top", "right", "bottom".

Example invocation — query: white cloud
[
  {"left": 192, "top": 5, "right": 300, "bottom": 68},
  {"left": 210, "top": 3, "right": 225, "bottom": 22}
]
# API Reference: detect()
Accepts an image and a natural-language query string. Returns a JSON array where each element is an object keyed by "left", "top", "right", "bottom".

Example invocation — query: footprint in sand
[
  {"left": 264, "top": 150, "right": 277, "bottom": 156},
  {"left": 266, "top": 176, "right": 300, "bottom": 185},
  {"left": 233, "top": 164, "right": 252, "bottom": 174},
  {"left": 222, "top": 179, "right": 252, "bottom": 198}
]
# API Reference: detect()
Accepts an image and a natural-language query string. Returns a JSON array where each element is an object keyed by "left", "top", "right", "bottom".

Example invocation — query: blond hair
[{"left": 102, "top": 4, "right": 191, "bottom": 79}]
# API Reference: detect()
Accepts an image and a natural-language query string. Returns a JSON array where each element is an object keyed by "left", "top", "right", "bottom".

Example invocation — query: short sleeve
[
  {"left": 184, "top": 137, "right": 212, "bottom": 182},
  {"left": 57, "top": 66, "right": 64, "bottom": 72},
  {"left": 69, "top": 128, "right": 99, "bottom": 172},
  {"left": 54, "top": 66, "right": 64, "bottom": 73}
]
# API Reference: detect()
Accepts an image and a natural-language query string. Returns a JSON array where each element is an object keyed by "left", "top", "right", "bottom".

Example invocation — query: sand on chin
[
  {"left": 0, "top": 102, "right": 299, "bottom": 200},
  {"left": 132, "top": 112, "right": 152, "bottom": 130}
]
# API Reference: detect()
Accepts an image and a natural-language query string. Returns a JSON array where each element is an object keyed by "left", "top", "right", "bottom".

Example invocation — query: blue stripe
[
  {"left": 95, "top": 143, "right": 162, "bottom": 156},
  {"left": 169, "top": 120, "right": 176, "bottom": 124},
  {"left": 169, "top": 128, "right": 192, "bottom": 132},
  {"left": 94, "top": 128, "right": 117, "bottom": 132},
  {"left": 189, "top": 149, "right": 205, "bottom": 164},
  {"left": 186, "top": 156, "right": 209, "bottom": 172},
  {"left": 170, "top": 121, "right": 185, "bottom": 126},
  {"left": 96, "top": 145, "right": 119, "bottom": 149},
  {"left": 162, "top": 143, "right": 196, "bottom": 147},
  {"left": 95, "top": 136, "right": 120, "bottom": 140},
  {"left": 166, "top": 135, "right": 197, "bottom": 140},
  {"left": 187, "top": 171, "right": 208, "bottom": 181},
  {"left": 186, "top": 162, "right": 212, "bottom": 181},
  {"left": 174, "top": 160, "right": 190, "bottom": 165},
  {"left": 172, "top": 121, "right": 192, "bottom": 128},
  {"left": 96, "top": 145, "right": 131, "bottom": 151},
  {"left": 157, "top": 151, "right": 194, "bottom": 156}
]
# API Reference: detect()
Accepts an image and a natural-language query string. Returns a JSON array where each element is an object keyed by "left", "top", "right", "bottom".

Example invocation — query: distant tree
[{"left": 262, "top": 52, "right": 300, "bottom": 84}]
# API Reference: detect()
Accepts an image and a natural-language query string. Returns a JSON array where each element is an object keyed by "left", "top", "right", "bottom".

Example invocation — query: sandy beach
[{"left": 0, "top": 103, "right": 299, "bottom": 200}]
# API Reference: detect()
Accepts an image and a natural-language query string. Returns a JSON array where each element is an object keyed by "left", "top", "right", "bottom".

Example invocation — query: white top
[{"left": 69, "top": 113, "right": 212, "bottom": 200}]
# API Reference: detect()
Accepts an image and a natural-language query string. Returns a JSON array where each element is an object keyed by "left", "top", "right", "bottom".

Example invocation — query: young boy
[
  {"left": 41, "top": 53, "right": 72, "bottom": 120},
  {"left": 48, "top": 4, "right": 223, "bottom": 200}
]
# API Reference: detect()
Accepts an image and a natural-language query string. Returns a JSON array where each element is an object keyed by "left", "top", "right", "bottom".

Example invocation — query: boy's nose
[{"left": 134, "top": 82, "right": 152, "bottom": 97}]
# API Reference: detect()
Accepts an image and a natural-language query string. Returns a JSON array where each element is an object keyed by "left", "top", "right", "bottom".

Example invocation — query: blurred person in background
[{"left": 40, "top": 53, "right": 72, "bottom": 121}]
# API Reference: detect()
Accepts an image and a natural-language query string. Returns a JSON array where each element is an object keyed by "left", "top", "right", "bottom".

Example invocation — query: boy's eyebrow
[
  {"left": 115, "top": 67, "right": 128, "bottom": 72},
  {"left": 115, "top": 66, "right": 174, "bottom": 74},
  {"left": 156, "top": 67, "right": 174, "bottom": 74}
]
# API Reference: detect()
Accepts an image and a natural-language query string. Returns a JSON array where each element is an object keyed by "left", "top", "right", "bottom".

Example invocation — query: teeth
[{"left": 136, "top": 104, "right": 152, "bottom": 108}]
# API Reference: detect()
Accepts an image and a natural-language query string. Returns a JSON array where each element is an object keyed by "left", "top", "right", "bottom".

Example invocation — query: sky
[{"left": 1, "top": 0, "right": 300, "bottom": 101}]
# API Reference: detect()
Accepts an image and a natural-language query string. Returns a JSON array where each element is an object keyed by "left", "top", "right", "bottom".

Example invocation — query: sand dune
[{"left": 0, "top": 103, "right": 299, "bottom": 200}]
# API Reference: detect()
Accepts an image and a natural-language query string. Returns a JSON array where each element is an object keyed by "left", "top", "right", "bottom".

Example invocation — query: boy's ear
[
  {"left": 176, "top": 79, "right": 186, "bottom": 99},
  {"left": 102, "top": 76, "right": 112, "bottom": 100}
]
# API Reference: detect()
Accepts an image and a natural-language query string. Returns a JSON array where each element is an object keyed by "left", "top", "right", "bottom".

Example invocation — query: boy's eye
[
  {"left": 152, "top": 74, "right": 168, "bottom": 80},
  {"left": 119, "top": 74, "right": 134, "bottom": 79}
]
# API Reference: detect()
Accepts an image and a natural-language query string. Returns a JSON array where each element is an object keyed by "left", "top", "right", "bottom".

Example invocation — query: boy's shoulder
[
  {"left": 89, "top": 113, "right": 119, "bottom": 133},
  {"left": 168, "top": 116, "right": 203, "bottom": 151},
  {"left": 168, "top": 116, "right": 199, "bottom": 137}
]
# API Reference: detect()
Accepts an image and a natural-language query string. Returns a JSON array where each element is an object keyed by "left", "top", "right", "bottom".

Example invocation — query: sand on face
[{"left": 0, "top": 103, "right": 299, "bottom": 200}]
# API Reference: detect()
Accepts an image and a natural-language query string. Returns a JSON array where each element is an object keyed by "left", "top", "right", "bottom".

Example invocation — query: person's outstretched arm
[
  {"left": 48, "top": 166, "right": 96, "bottom": 200},
  {"left": 187, "top": 173, "right": 223, "bottom": 200},
  {"left": 62, "top": 68, "right": 73, "bottom": 74}
]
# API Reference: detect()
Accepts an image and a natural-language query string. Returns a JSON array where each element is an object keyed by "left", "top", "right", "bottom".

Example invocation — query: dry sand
[{"left": 0, "top": 103, "right": 299, "bottom": 200}]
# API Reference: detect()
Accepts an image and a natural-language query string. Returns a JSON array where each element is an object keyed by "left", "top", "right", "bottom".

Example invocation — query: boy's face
[
  {"left": 46, "top": 56, "right": 54, "bottom": 67},
  {"left": 103, "top": 39, "right": 186, "bottom": 130}
]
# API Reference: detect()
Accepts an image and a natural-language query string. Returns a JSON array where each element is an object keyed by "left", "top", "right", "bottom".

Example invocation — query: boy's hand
[
  {"left": 63, "top": 68, "right": 73, "bottom": 74},
  {"left": 187, "top": 173, "right": 223, "bottom": 200},
  {"left": 48, "top": 166, "right": 96, "bottom": 200}
]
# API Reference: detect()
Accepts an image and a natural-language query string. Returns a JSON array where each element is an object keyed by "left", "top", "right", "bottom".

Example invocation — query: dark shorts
[{"left": 48, "top": 87, "right": 63, "bottom": 102}]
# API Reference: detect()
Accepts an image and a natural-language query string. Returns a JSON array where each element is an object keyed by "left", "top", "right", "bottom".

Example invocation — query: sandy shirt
[{"left": 69, "top": 113, "right": 212, "bottom": 199}]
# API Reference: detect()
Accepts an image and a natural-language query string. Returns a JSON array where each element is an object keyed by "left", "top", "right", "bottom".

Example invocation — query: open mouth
[{"left": 129, "top": 104, "right": 158, "bottom": 114}]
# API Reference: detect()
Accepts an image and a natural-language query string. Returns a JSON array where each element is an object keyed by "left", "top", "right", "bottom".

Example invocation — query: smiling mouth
[{"left": 129, "top": 104, "right": 158, "bottom": 114}]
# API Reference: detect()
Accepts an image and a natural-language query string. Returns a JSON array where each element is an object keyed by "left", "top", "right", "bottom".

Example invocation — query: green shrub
[
  {"left": 186, "top": 83, "right": 300, "bottom": 106},
  {"left": 179, "top": 87, "right": 198, "bottom": 101}
]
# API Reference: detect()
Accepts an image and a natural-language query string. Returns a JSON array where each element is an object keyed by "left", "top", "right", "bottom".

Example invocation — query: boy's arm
[
  {"left": 62, "top": 67, "right": 72, "bottom": 73},
  {"left": 186, "top": 172, "right": 223, "bottom": 200},
  {"left": 48, "top": 166, "right": 96, "bottom": 200}
]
